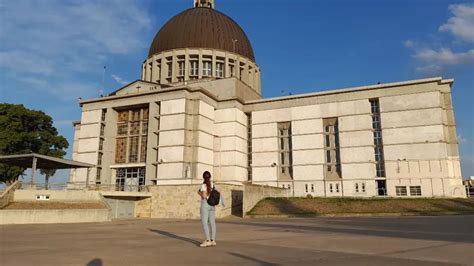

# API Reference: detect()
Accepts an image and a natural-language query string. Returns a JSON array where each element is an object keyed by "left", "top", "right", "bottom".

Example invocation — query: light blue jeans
[{"left": 200, "top": 199, "right": 216, "bottom": 241}]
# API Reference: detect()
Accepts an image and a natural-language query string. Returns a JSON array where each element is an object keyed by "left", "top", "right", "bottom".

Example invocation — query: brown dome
[{"left": 148, "top": 7, "right": 255, "bottom": 61}]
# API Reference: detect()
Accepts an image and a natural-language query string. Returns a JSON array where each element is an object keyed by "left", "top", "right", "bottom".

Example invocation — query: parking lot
[{"left": 1, "top": 215, "right": 473, "bottom": 265}]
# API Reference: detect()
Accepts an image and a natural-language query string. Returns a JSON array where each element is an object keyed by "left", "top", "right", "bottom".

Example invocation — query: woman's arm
[{"left": 198, "top": 190, "right": 207, "bottom": 199}]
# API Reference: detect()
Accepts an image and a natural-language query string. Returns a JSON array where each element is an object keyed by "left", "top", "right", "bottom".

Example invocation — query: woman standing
[{"left": 197, "top": 171, "right": 217, "bottom": 247}]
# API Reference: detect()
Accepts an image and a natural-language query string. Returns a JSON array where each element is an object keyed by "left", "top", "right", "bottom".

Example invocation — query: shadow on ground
[{"left": 148, "top": 228, "right": 201, "bottom": 246}]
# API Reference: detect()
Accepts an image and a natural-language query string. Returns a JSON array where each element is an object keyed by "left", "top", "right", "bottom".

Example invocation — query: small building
[{"left": 69, "top": 0, "right": 466, "bottom": 198}]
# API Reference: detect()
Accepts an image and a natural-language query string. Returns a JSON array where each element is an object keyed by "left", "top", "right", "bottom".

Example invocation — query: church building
[{"left": 70, "top": 0, "right": 466, "bottom": 198}]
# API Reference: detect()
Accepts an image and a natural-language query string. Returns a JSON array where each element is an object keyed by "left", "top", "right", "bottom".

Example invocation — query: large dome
[{"left": 148, "top": 7, "right": 255, "bottom": 61}]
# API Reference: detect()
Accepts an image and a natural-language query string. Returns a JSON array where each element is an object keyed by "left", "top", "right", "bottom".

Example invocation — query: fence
[{"left": 467, "top": 186, "right": 474, "bottom": 198}]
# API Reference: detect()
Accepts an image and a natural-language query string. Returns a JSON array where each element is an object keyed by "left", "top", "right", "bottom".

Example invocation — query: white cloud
[
  {"left": 111, "top": 74, "right": 129, "bottom": 86},
  {"left": 457, "top": 134, "right": 468, "bottom": 144},
  {"left": 439, "top": 3, "right": 474, "bottom": 43},
  {"left": 0, "top": 0, "right": 151, "bottom": 99},
  {"left": 404, "top": 4, "right": 474, "bottom": 75},
  {"left": 403, "top": 40, "right": 415, "bottom": 48},
  {"left": 414, "top": 48, "right": 474, "bottom": 65}
]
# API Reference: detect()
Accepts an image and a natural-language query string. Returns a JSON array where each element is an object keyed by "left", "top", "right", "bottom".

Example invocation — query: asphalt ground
[{"left": 1, "top": 215, "right": 473, "bottom": 266}]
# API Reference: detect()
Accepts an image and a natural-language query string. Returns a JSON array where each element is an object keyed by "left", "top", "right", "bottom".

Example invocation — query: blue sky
[{"left": 0, "top": 0, "right": 473, "bottom": 183}]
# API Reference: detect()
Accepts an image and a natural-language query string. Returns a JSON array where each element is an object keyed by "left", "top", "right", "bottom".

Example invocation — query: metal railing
[
  {"left": 18, "top": 182, "right": 148, "bottom": 193},
  {"left": 466, "top": 186, "right": 474, "bottom": 198}
]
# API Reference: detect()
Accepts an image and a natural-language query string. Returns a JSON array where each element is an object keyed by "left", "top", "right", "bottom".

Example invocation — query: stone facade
[{"left": 69, "top": 2, "right": 466, "bottom": 200}]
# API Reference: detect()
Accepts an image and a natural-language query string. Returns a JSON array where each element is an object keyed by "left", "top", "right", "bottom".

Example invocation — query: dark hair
[{"left": 203, "top": 171, "right": 212, "bottom": 193}]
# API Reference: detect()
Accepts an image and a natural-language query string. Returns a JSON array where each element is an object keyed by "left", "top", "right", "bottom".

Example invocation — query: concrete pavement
[{"left": 1, "top": 215, "right": 473, "bottom": 265}]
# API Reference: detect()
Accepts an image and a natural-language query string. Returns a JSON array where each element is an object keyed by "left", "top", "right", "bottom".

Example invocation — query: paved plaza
[{"left": 1, "top": 215, "right": 473, "bottom": 265}]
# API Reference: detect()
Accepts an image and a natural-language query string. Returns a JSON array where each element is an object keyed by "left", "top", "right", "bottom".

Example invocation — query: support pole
[
  {"left": 85, "top": 168, "right": 90, "bottom": 190},
  {"left": 30, "top": 156, "right": 37, "bottom": 189}
]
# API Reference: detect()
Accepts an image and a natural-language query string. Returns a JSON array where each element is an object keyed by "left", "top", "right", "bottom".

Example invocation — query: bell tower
[{"left": 194, "top": 0, "right": 214, "bottom": 9}]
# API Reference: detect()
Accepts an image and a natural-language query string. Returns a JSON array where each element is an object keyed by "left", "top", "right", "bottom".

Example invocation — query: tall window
[
  {"left": 203, "top": 60, "right": 212, "bottom": 77},
  {"left": 324, "top": 118, "right": 342, "bottom": 179},
  {"left": 167, "top": 62, "right": 172, "bottom": 78},
  {"left": 190, "top": 60, "right": 199, "bottom": 77},
  {"left": 178, "top": 61, "right": 185, "bottom": 77},
  {"left": 370, "top": 99, "right": 386, "bottom": 177},
  {"left": 216, "top": 62, "right": 224, "bottom": 78},
  {"left": 247, "top": 113, "right": 253, "bottom": 181},
  {"left": 278, "top": 122, "right": 293, "bottom": 180},
  {"left": 115, "top": 107, "right": 149, "bottom": 164}
]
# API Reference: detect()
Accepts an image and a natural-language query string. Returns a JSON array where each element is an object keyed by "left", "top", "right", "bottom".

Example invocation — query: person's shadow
[
  {"left": 148, "top": 228, "right": 201, "bottom": 246},
  {"left": 87, "top": 258, "right": 102, "bottom": 266}
]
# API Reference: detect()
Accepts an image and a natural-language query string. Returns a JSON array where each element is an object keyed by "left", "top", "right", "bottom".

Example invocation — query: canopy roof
[{"left": 0, "top": 153, "right": 94, "bottom": 169}]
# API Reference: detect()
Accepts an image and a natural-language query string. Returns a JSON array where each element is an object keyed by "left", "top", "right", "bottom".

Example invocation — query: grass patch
[{"left": 248, "top": 197, "right": 474, "bottom": 216}]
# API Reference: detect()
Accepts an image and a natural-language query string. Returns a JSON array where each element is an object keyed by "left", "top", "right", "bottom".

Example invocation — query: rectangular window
[
  {"left": 229, "top": 64, "right": 235, "bottom": 77},
  {"left": 202, "top": 61, "right": 212, "bottom": 76},
  {"left": 277, "top": 122, "right": 293, "bottom": 180},
  {"left": 115, "top": 167, "right": 145, "bottom": 192},
  {"left": 355, "top": 183, "right": 359, "bottom": 193},
  {"left": 324, "top": 118, "right": 342, "bottom": 179},
  {"left": 115, "top": 107, "right": 149, "bottom": 164},
  {"left": 97, "top": 152, "right": 103, "bottom": 166},
  {"left": 370, "top": 99, "right": 386, "bottom": 178},
  {"left": 247, "top": 113, "right": 252, "bottom": 181},
  {"left": 336, "top": 183, "right": 340, "bottom": 193},
  {"left": 216, "top": 62, "right": 224, "bottom": 78},
  {"left": 362, "top": 183, "right": 366, "bottom": 192},
  {"left": 96, "top": 167, "right": 101, "bottom": 181},
  {"left": 100, "top": 124, "right": 105, "bottom": 136},
  {"left": 178, "top": 61, "right": 185, "bottom": 77},
  {"left": 101, "top": 109, "right": 107, "bottom": 122},
  {"left": 396, "top": 186, "right": 408, "bottom": 196},
  {"left": 305, "top": 184, "right": 308, "bottom": 193},
  {"left": 115, "top": 138, "right": 127, "bottom": 163},
  {"left": 311, "top": 184, "right": 315, "bottom": 192},
  {"left": 190, "top": 60, "right": 199, "bottom": 76},
  {"left": 410, "top": 186, "right": 422, "bottom": 196},
  {"left": 98, "top": 138, "right": 104, "bottom": 151},
  {"left": 167, "top": 62, "right": 172, "bottom": 78},
  {"left": 329, "top": 184, "right": 333, "bottom": 193}
]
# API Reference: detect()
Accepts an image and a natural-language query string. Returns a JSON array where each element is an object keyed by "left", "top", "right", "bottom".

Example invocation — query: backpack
[{"left": 207, "top": 187, "right": 221, "bottom": 206}]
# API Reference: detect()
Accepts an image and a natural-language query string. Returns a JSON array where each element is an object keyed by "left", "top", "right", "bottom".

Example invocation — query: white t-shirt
[{"left": 200, "top": 183, "right": 215, "bottom": 193}]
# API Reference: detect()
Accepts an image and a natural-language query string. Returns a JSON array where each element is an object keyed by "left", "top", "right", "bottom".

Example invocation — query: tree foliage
[{"left": 0, "top": 103, "right": 69, "bottom": 184}]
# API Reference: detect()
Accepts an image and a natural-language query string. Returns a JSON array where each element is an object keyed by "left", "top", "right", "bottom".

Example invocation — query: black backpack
[{"left": 207, "top": 187, "right": 220, "bottom": 206}]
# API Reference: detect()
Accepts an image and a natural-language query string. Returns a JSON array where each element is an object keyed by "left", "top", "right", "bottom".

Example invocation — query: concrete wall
[
  {"left": 242, "top": 184, "right": 288, "bottom": 216},
  {"left": 0, "top": 209, "right": 111, "bottom": 225},
  {"left": 245, "top": 78, "right": 465, "bottom": 198},
  {"left": 13, "top": 190, "right": 103, "bottom": 202},
  {"left": 146, "top": 183, "right": 243, "bottom": 219}
]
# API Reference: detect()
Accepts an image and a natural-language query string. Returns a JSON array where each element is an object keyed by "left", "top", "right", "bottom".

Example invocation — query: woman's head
[
  {"left": 203, "top": 171, "right": 211, "bottom": 180},
  {"left": 203, "top": 171, "right": 212, "bottom": 192}
]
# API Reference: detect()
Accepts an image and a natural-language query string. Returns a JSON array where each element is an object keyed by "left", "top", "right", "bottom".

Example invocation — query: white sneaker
[
  {"left": 200, "top": 240, "right": 212, "bottom": 247},
  {"left": 210, "top": 240, "right": 217, "bottom": 247}
]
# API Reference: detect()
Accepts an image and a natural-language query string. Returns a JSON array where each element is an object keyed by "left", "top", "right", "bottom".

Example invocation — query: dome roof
[{"left": 148, "top": 7, "right": 255, "bottom": 61}]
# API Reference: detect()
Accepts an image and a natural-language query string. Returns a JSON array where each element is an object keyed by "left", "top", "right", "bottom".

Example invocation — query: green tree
[{"left": 0, "top": 103, "right": 69, "bottom": 185}]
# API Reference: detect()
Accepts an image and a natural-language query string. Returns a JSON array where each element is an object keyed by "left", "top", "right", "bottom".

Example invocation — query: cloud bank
[
  {"left": 404, "top": 3, "right": 474, "bottom": 75},
  {"left": 0, "top": 0, "right": 151, "bottom": 100}
]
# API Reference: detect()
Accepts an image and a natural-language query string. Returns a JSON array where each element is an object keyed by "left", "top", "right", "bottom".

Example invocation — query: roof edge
[{"left": 246, "top": 77, "right": 450, "bottom": 104}]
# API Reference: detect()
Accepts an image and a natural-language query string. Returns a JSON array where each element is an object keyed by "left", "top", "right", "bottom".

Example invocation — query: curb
[{"left": 245, "top": 211, "right": 474, "bottom": 218}]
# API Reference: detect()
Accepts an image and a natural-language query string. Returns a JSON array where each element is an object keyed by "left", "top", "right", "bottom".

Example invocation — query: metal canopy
[{"left": 0, "top": 153, "right": 94, "bottom": 169}]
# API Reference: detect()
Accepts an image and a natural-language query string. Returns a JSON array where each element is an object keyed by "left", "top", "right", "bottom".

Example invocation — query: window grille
[
  {"left": 370, "top": 99, "right": 386, "bottom": 178},
  {"left": 190, "top": 60, "right": 199, "bottom": 76},
  {"left": 410, "top": 186, "right": 422, "bottom": 196},
  {"left": 277, "top": 122, "right": 293, "bottom": 180},
  {"left": 115, "top": 107, "right": 149, "bottom": 164},
  {"left": 396, "top": 186, "right": 408, "bottom": 196},
  {"left": 324, "top": 118, "right": 341, "bottom": 179}
]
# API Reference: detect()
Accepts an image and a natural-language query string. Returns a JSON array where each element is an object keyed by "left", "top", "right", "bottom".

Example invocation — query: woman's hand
[{"left": 198, "top": 191, "right": 205, "bottom": 199}]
